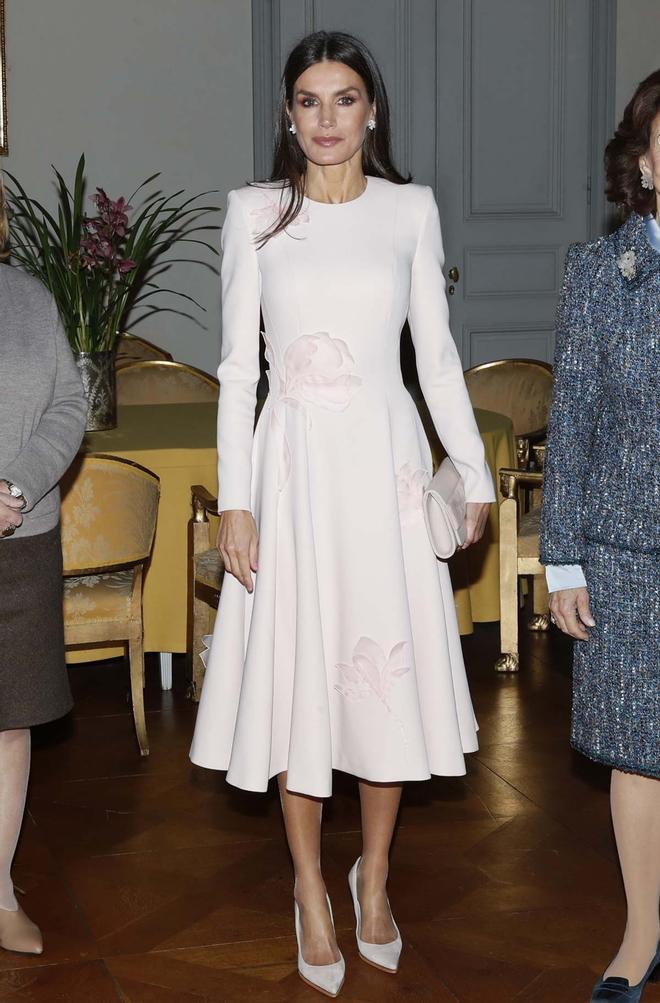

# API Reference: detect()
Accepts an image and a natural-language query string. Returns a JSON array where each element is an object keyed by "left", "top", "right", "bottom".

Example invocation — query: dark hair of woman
[
  {"left": 253, "top": 30, "right": 411, "bottom": 246},
  {"left": 605, "top": 68, "right": 660, "bottom": 218}
]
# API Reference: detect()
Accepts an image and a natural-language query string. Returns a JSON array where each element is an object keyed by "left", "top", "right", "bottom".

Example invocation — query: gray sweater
[{"left": 0, "top": 264, "right": 87, "bottom": 539}]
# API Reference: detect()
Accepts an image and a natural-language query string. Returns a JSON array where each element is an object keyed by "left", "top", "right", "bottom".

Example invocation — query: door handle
[{"left": 447, "top": 265, "right": 460, "bottom": 295}]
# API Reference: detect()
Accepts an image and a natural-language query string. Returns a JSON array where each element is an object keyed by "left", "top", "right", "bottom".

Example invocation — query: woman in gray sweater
[{"left": 0, "top": 173, "right": 86, "bottom": 955}]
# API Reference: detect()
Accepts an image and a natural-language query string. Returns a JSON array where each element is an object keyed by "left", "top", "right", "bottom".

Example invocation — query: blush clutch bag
[{"left": 422, "top": 457, "right": 467, "bottom": 559}]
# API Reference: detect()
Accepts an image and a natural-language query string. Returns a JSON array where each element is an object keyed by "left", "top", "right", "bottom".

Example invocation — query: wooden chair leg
[
  {"left": 129, "top": 635, "right": 149, "bottom": 756},
  {"left": 529, "top": 573, "right": 551, "bottom": 631},
  {"left": 192, "top": 593, "right": 209, "bottom": 702},
  {"left": 496, "top": 496, "right": 520, "bottom": 672}
]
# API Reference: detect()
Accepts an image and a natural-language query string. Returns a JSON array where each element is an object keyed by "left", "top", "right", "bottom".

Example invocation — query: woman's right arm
[
  {"left": 215, "top": 190, "right": 262, "bottom": 593},
  {"left": 541, "top": 244, "right": 601, "bottom": 638},
  {"left": 540, "top": 244, "right": 602, "bottom": 564}
]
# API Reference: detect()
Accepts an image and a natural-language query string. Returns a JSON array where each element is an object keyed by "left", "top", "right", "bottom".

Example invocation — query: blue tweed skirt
[{"left": 571, "top": 542, "right": 659, "bottom": 777}]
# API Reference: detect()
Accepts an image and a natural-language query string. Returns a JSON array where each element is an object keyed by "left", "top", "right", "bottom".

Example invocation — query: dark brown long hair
[
  {"left": 254, "top": 31, "right": 410, "bottom": 245},
  {"left": 605, "top": 69, "right": 660, "bottom": 218}
]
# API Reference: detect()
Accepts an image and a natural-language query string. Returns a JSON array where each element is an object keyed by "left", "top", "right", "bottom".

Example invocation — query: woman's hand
[
  {"left": 461, "top": 501, "right": 491, "bottom": 549},
  {"left": 0, "top": 482, "right": 25, "bottom": 536},
  {"left": 216, "top": 509, "right": 259, "bottom": 594},
  {"left": 549, "top": 587, "right": 595, "bottom": 640}
]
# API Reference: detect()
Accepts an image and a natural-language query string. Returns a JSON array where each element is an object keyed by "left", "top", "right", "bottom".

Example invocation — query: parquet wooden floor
[{"left": 2, "top": 619, "right": 658, "bottom": 1002}]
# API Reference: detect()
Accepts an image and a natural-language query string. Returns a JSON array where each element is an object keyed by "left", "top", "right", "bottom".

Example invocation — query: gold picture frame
[{"left": 0, "top": 0, "right": 6, "bottom": 155}]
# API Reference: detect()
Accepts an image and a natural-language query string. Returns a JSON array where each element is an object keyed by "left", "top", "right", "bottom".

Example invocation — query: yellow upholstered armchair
[
  {"left": 189, "top": 486, "right": 224, "bottom": 701},
  {"left": 115, "top": 333, "right": 173, "bottom": 369},
  {"left": 60, "top": 455, "right": 160, "bottom": 754},
  {"left": 187, "top": 399, "right": 267, "bottom": 700},
  {"left": 496, "top": 444, "right": 549, "bottom": 672},
  {"left": 116, "top": 360, "right": 219, "bottom": 405},
  {"left": 464, "top": 359, "right": 553, "bottom": 469}
]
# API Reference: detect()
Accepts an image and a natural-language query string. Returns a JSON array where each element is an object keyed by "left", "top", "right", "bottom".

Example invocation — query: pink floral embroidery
[
  {"left": 282, "top": 332, "right": 362, "bottom": 411},
  {"left": 263, "top": 331, "right": 362, "bottom": 490},
  {"left": 396, "top": 463, "right": 430, "bottom": 525},
  {"left": 250, "top": 191, "right": 310, "bottom": 234},
  {"left": 335, "top": 637, "right": 410, "bottom": 725},
  {"left": 334, "top": 637, "right": 411, "bottom": 751}
]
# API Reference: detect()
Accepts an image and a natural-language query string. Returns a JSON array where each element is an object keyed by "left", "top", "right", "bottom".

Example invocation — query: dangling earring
[
  {"left": 641, "top": 169, "right": 655, "bottom": 190},
  {"left": 367, "top": 118, "right": 376, "bottom": 132},
  {"left": 289, "top": 121, "right": 297, "bottom": 135}
]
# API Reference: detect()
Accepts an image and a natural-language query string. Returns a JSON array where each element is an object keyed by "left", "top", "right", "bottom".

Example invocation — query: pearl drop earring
[
  {"left": 641, "top": 170, "right": 654, "bottom": 191},
  {"left": 289, "top": 121, "right": 297, "bottom": 135},
  {"left": 367, "top": 118, "right": 376, "bottom": 131}
]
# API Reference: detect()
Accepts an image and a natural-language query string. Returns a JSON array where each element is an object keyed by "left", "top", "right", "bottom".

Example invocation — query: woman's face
[
  {"left": 640, "top": 110, "right": 660, "bottom": 196},
  {"left": 288, "top": 60, "right": 375, "bottom": 168}
]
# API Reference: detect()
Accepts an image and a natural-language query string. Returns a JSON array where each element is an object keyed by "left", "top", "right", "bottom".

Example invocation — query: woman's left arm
[
  {"left": 407, "top": 186, "right": 495, "bottom": 517},
  {"left": 2, "top": 300, "right": 87, "bottom": 511}
]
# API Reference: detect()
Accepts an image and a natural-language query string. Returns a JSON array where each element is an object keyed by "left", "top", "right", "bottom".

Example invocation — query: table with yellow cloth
[
  {"left": 67, "top": 400, "right": 513, "bottom": 666},
  {"left": 67, "top": 402, "right": 218, "bottom": 664}
]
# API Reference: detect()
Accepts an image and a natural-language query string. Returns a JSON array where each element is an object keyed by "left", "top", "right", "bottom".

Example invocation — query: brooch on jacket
[{"left": 617, "top": 249, "right": 637, "bottom": 280}]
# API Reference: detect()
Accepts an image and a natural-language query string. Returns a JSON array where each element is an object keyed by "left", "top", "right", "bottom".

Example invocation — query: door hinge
[{"left": 586, "top": 175, "right": 592, "bottom": 207}]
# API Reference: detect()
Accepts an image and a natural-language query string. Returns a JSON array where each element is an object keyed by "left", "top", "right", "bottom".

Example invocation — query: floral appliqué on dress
[
  {"left": 264, "top": 332, "right": 363, "bottom": 490},
  {"left": 396, "top": 462, "right": 430, "bottom": 525},
  {"left": 250, "top": 191, "right": 310, "bottom": 236},
  {"left": 334, "top": 637, "right": 411, "bottom": 750}
]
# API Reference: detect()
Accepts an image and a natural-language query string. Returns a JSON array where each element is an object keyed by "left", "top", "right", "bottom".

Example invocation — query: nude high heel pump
[
  {"left": 348, "top": 857, "right": 402, "bottom": 974},
  {"left": 0, "top": 905, "right": 43, "bottom": 955},
  {"left": 294, "top": 894, "right": 345, "bottom": 998}
]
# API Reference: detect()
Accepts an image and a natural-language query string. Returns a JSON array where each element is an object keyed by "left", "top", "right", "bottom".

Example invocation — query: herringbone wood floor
[{"left": 2, "top": 619, "right": 657, "bottom": 1002}]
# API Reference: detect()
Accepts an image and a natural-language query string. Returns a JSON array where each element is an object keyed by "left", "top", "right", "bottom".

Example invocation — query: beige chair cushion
[
  {"left": 63, "top": 570, "right": 135, "bottom": 624},
  {"left": 518, "top": 507, "right": 541, "bottom": 559},
  {"left": 194, "top": 548, "right": 224, "bottom": 591}
]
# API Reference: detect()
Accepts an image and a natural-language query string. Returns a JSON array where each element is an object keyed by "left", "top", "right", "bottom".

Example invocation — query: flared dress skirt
[{"left": 191, "top": 373, "right": 479, "bottom": 796}]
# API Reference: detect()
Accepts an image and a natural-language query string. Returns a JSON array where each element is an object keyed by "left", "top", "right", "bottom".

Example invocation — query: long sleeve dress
[{"left": 190, "top": 177, "right": 495, "bottom": 797}]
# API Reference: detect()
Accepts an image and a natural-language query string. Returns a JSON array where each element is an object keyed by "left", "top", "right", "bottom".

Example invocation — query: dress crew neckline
[{"left": 305, "top": 177, "right": 371, "bottom": 207}]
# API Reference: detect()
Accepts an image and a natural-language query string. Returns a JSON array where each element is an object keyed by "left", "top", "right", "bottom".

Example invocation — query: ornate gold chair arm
[
  {"left": 191, "top": 485, "right": 219, "bottom": 522},
  {"left": 532, "top": 443, "right": 546, "bottom": 471},
  {"left": 515, "top": 435, "right": 530, "bottom": 469},
  {"left": 498, "top": 468, "right": 544, "bottom": 499}
]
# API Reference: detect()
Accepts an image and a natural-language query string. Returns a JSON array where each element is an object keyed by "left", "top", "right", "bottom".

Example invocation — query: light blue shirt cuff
[{"left": 545, "top": 563, "right": 587, "bottom": 593}]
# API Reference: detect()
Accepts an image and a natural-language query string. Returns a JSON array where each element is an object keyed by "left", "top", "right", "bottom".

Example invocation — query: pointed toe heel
[
  {"left": 348, "top": 857, "right": 402, "bottom": 974},
  {"left": 294, "top": 896, "right": 345, "bottom": 998},
  {"left": 0, "top": 906, "right": 43, "bottom": 956}
]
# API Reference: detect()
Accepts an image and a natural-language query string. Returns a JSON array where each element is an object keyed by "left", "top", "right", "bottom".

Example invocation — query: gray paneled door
[{"left": 252, "top": 0, "right": 615, "bottom": 367}]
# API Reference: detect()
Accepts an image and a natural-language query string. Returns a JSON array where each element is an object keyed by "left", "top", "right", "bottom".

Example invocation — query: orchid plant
[{"left": 6, "top": 155, "right": 219, "bottom": 353}]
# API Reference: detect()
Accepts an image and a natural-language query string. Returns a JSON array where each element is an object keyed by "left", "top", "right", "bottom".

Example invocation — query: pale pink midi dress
[{"left": 190, "top": 177, "right": 495, "bottom": 796}]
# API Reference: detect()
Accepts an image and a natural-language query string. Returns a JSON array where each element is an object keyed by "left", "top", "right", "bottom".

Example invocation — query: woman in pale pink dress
[{"left": 191, "top": 30, "right": 493, "bottom": 997}]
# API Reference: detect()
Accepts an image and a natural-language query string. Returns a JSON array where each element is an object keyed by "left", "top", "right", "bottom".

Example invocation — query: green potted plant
[{"left": 6, "top": 155, "right": 219, "bottom": 430}]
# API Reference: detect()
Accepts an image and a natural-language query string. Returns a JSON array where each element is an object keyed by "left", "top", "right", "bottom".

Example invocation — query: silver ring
[{"left": 550, "top": 614, "right": 556, "bottom": 625}]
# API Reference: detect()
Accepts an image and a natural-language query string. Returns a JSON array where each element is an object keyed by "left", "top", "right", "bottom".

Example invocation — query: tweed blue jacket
[{"left": 540, "top": 212, "right": 660, "bottom": 566}]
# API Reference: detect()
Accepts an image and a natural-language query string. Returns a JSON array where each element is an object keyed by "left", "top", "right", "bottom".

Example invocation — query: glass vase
[{"left": 74, "top": 350, "right": 117, "bottom": 431}]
